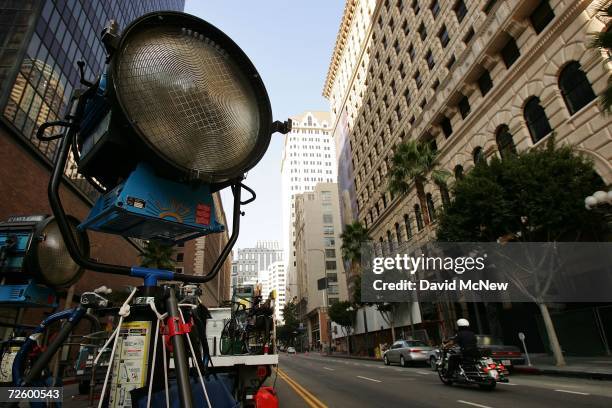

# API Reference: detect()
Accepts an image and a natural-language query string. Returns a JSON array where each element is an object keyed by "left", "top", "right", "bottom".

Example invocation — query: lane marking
[
  {"left": 323, "top": 367, "right": 334, "bottom": 371},
  {"left": 498, "top": 382, "right": 518, "bottom": 386},
  {"left": 554, "top": 389, "right": 590, "bottom": 396},
  {"left": 276, "top": 368, "right": 328, "bottom": 408},
  {"left": 416, "top": 371, "right": 431, "bottom": 375},
  {"left": 457, "top": 401, "right": 494, "bottom": 408},
  {"left": 356, "top": 375, "right": 382, "bottom": 383}
]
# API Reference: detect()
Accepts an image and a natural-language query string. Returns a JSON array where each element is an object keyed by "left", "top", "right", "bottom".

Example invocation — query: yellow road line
[{"left": 276, "top": 367, "right": 328, "bottom": 408}]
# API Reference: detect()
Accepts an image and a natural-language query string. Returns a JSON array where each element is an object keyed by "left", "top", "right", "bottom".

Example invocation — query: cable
[
  {"left": 147, "top": 300, "right": 169, "bottom": 408},
  {"left": 95, "top": 287, "right": 137, "bottom": 408}
]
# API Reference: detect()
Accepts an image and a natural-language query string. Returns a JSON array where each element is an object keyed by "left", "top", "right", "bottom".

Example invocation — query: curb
[{"left": 513, "top": 366, "right": 612, "bottom": 381}]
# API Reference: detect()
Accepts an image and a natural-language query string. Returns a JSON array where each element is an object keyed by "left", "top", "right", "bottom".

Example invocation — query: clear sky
[{"left": 185, "top": 1, "right": 344, "bottom": 249}]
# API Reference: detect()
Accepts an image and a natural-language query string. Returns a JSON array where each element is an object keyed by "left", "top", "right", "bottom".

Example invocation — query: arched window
[
  {"left": 524, "top": 96, "right": 552, "bottom": 143},
  {"left": 426, "top": 193, "right": 436, "bottom": 221},
  {"left": 414, "top": 204, "right": 424, "bottom": 231},
  {"left": 558, "top": 61, "right": 595, "bottom": 115},
  {"left": 404, "top": 214, "right": 412, "bottom": 240},
  {"left": 386, "top": 230, "right": 393, "bottom": 251},
  {"left": 439, "top": 183, "right": 451, "bottom": 208},
  {"left": 495, "top": 125, "right": 517, "bottom": 159},
  {"left": 395, "top": 222, "right": 402, "bottom": 243},
  {"left": 473, "top": 147, "right": 485, "bottom": 165},
  {"left": 454, "top": 165, "right": 464, "bottom": 180}
]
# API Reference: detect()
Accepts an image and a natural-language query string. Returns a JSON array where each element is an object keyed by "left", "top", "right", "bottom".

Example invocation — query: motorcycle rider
[{"left": 444, "top": 318, "right": 479, "bottom": 377}]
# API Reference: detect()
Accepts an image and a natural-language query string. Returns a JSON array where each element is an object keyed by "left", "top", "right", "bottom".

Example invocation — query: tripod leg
[{"left": 165, "top": 287, "right": 193, "bottom": 408}]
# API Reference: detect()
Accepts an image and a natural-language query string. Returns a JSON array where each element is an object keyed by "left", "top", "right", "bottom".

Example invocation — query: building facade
[
  {"left": 280, "top": 111, "right": 337, "bottom": 302},
  {"left": 231, "top": 240, "right": 283, "bottom": 289},
  {"left": 293, "top": 183, "right": 349, "bottom": 351},
  {"left": 324, "top": 0, "right": 612, "bottom": 348},
  {"left": 0, "top": 0, "right": 185, "bottom": 330},
  {"left": 267, "top": 260, "right": 287, "bottom": 323}
]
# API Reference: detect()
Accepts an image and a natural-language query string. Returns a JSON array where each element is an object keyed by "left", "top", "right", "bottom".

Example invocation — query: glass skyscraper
[{"left": 0, "top": 0, "right": 184, "bottom": 199}]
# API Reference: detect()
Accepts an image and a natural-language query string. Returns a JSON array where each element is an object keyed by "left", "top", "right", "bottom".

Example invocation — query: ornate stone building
[{"left": 324, "top": 0, "right": 612, "bottom": 346}]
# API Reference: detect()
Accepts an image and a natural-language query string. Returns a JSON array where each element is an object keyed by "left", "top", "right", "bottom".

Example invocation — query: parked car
[
  {"left": 426, "top": 348, "right": 440, "bottom": 370},
  {"left": 287, "top": 347, "right": 296, "bottom": 355},
  {"left": 383, "top": 340, "right": 434, "bottom": 367},
  {"left": 477, "top": 335, "right": 525, "bottom": 368}
]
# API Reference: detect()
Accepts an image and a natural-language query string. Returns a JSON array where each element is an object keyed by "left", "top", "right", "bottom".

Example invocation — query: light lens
[
  {"left": 114, "top": 23, "right": 262, "bottom": 181},
  {"left": 35, "top": 217, "right": 87, "bottom": 288}
]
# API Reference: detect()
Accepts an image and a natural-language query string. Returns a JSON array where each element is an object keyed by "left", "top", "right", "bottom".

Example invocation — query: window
[
  {"left": 454, "top": 165, "right": 464, "bottom": 180},
  {"left": 404, "top": 214, "right": 413, "bottom": 239},
  {"left": 446, "top": 54, "right": 456, "bottom": 70},
  {"left": 524, "top": 96, "right": 552, "bottom": 143},
  {"left": 325, "top": 248, "right": 336, "bottom": 258},
  {"left": 325, "top": 261, "right": 337, "bottom": 270},
  {"left": 395, "top": 222, "right": 402, "bottom": 242},
  {"left": 454, "top": 0, "right": 467, "bottom": 22},
  {"left": 483, "top": 0, "right": 498, "bottom": 14},
  {"left": 393, "top": 39, "right": 400, "bottom": 55},
  {"left": 426, "top": 193, "right": 436, "bottom": 221},
  {"left": 432, "top": 79, "right": 440, "bottom": 92},
  {"left": 404, "top": 89, "right": 411, "bottom": 105},
  {"left": 414, "top": 70, "right": 422, "bottom": 89},
  {"left": 426, "top": 50, "right": 435, "bottom": 69},
  {"left": 412, "top": 0, "right": 420, "bottom": 14},
  {"left": 418, "top": 23, "right": 427, "bottom": 41},
  {"left": 441, "top": 117, "right": 453, "bottom": 138},
  {"left": 430, "top": 0, "right": 440, "bottom": 18},
  {"left": 323, "top": 225, "right": 335, "bottom": 235},
  {"left": 408, "top": 43, "right": 416, "bottom": 60},
  {"left": 324, "top": 237, "right": 336, "bottom": 247},
  {"left": 323, "top": 214, "right": 333, "bottom": 223},
  {"left": 176, "top": 253, "right": 184, "bottom": 262},
  {"left": 420, "top": 98, "right": 427, "bottom": 109},
  {"left": 477, "top": 70, "right": 493, "bottom": 96},
  {"left": 458, "top": 95, "right": 471, "bottom": 119},
  {"left": 438, "top": 25, "right": 450, "bottom": 47},
  {"left": 558, "top": 61, "right": 596, "bottom": 115},
  {"left": 395, "top": 105, "right": 402, "bottom": 121},
  {"left": 399, "top": 62, "right": 406, "bottom": 78},
  {"left": 402, "top": 19, "right": 409, "bottom": 35},
  {"left": 495, "top": 125, "right": 517, "bottom": 159},
  {"left": 463, "top": 26, "right": 475, "bottom": 44},
  {"left": 473, "top": 146, "right": 485, "bottom": 165},
  {"left": 530, "top": 0, "right": 554, "bottom": 34},
  {"left": 439, "top": 184, "right": 451, "bottom": 208},
  {"left": 327, "top": 273, "right": 338, "bottom": 283},
  {"left": 414, "top": 204, "right": 424, "bottom": 230},
  {"left": 175, "top": 267, "right": 184, "bottom": 274},
  {"left": 501, "top": 37, "right": 520, "bottom": 68}
]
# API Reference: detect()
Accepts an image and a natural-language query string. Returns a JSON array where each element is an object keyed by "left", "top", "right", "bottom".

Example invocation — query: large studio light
[
  {"left": 78, "top": 11, "right": 273, "bottom": 188},
  {"left": 0, "top": 215, "right": 89, "bottom": 290}
]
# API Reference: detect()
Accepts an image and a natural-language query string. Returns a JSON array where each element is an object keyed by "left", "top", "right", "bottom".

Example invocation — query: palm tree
[
  {"left": 340, "top": 221, "right": 371, "bottom": 300},
  {"left": 590, "top": 1, "right": 612, "bottom": 112},
  {"left": 139, "top": 240, "right": 176, "bottom": 270},
  {"left": 387, "top": 140, "right": 450, "bottom": 224}
]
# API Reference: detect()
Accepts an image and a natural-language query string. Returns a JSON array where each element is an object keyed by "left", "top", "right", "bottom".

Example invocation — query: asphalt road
[{"left": 275, "top": 353, "right": 612, "bottom": 408}]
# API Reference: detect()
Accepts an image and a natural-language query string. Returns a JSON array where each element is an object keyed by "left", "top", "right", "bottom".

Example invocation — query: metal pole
[{"left": 165, "top": 287, "right": 193, "bottom": 408}]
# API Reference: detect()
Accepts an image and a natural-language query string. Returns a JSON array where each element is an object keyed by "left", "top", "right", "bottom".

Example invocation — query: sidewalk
[{"left": 513, "top": 354, "right": 612, "bottom": 380}]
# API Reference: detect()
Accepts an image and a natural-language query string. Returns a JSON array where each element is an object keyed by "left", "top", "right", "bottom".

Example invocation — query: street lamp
[
  {"left": 585, "top": 190, "right": 612, "bottom": 210},
  {"left": 308, "top": 248, "right": 332, "bottom": 355},
  {"left": 346, "top": 305, "right": 355, "bottom": 355}
]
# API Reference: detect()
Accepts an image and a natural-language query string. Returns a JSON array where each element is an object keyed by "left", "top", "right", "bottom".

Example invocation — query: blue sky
[{"left": 185, "top": 1, "right": 344, "bottom": 249}]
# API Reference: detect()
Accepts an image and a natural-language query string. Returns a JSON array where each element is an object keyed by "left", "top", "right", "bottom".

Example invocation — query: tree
[
  {"left": 328, "top": 301, "right": 356, "bottom": 354},
  {"left": 139, "top": 240, "right": 176, "bottom": 270},
  {"left": 388, "top": 140, "right": 450, "bottom": 224},
  {"left": 340, "top": 221, "right": 371, "bottom": 300},
  {"left": 589, "top": 1, "right": 612, "bottom": 112},
  {"left": 277, "top": 301, "right": 300, "bottom": 347},
  {"left": 436, "top": 140, "right": 607, "bottom": 366}
]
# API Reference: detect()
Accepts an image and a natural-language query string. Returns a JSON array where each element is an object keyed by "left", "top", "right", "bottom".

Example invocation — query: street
[{"left": 275, "top": 353, "right": 612, "bottom": 408}]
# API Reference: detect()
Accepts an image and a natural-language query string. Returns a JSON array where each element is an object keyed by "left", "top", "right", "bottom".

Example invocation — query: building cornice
[{"left": 323, "top": 0, "right": 358, "bottom": 98}]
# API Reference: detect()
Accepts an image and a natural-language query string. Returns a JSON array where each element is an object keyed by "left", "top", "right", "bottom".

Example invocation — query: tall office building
[
  {"left": 294, "top": 183, "right": 348, "bottom": 350},
  {"left": 267, "top": 261, "right": 287, "bottom": 323},
  {"left": 0, "top": 1, "right": 186, "bottom": 329},
  {"left": 231, "top": 240, "right": 283, "bottom": 288},
  {"left": 280, "top": 111, "right": 337, "bottom": 301},
  {"left": 324, "top": 0, "right": 612, "bottom": 346}
]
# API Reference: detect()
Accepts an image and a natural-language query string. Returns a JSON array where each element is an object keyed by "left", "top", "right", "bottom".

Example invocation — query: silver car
[{"left": 383, "top": 340, "right": 434, "bottom": 367}]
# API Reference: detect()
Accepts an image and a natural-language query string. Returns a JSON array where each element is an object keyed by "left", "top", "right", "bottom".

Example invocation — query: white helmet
[{"left": 457, "top": 318, "right": 470, "bottom": 327}]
